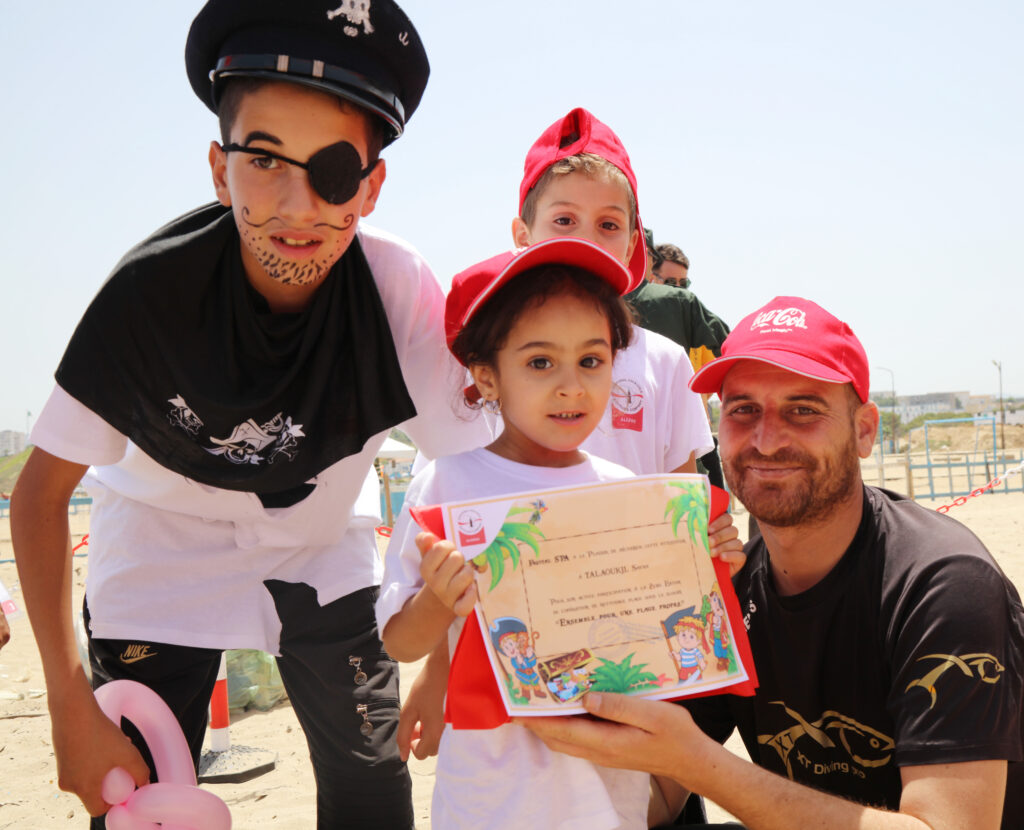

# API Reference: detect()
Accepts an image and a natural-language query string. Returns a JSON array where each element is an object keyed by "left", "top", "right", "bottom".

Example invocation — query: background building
[{"left": 0, "top": 431, "right": 26, "bottom": 457}]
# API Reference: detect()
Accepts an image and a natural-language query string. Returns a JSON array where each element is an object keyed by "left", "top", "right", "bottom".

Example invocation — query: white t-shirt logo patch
[
  {"left": 610, "top": 379, "right": 644, "bottom": 432},
  {"left": 326, "top": 0, "right": 375, "bottom": 36}
]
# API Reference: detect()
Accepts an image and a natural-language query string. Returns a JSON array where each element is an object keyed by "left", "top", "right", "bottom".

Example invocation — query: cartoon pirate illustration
[
  {"left": 490, "top": 617, "right": 545, "bottom": 701},
  {"left": 663, "top": 606, "right": 710, "bottom": 683},
  {"left": 706, "top": 582, "right": 733, "bottom": 672}
]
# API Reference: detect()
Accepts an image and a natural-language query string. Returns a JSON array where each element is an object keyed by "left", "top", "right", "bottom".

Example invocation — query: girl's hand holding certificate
[{"left": 417, "top": 530, "right": 479, "bottom": 618}]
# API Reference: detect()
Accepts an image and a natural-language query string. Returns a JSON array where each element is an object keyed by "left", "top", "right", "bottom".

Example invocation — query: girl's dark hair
[{"left": 451, "top": 264, "right": 633, "bottom": 371}]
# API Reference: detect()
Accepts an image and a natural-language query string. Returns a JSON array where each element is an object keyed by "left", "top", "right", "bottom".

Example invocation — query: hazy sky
[{"left": 2, "top": 1, "right": 1021, "bottom": 433}]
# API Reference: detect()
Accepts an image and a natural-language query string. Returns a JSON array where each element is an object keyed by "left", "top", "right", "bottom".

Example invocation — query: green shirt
[{"left": 626, "top": 282, "right": 730, "bottom": 372}]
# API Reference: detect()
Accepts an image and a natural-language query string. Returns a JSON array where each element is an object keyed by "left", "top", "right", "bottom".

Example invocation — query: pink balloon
[
  {"left": 95, "top": 679, "right": 232, "bottom": 830},
  {"left": 100, "top": 766, "right": 135, "bottom": 806},
  {"left": 106, "top": 804, "right": 159, "bottom": 830},
  {"left": 118, "top": 783, "right": 230, "bottom": 830}
]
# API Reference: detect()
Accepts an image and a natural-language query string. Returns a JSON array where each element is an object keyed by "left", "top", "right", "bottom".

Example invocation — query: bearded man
[{"left": 524, "top": 296, "right": 1024, "bottom": 830}]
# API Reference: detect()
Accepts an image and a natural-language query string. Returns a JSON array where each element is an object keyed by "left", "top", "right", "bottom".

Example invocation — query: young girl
[{"left": 375, "top": 237, "right": 739, "bottom": 829}]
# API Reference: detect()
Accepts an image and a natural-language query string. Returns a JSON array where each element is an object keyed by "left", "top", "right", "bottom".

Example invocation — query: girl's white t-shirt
[{"left": 377, "top": 448, "right": 650, "bottom": 830}]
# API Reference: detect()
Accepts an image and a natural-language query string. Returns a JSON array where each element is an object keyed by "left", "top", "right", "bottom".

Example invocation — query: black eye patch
[{"left": 221, "top": 140, "right": 378, "bottom": 205}]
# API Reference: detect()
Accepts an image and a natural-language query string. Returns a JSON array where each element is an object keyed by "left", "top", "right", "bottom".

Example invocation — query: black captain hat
[{"left": 185, "top": 0, "right": 429, "bottom": 144}]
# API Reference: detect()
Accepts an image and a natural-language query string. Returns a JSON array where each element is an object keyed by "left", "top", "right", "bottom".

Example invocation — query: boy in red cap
[
  {"left": 516, "top": 109, "right": 729, "bottom": 376},
  {"left": 513, "top": 107, "right": 713, "bottom": 478}
]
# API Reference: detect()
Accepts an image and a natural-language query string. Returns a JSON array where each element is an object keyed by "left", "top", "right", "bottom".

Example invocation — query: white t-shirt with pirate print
[
  {"left": 377, "top": 447, "right": 650, "bottom": 830},
  {"left": 32, "top": 223, "right": 493, "bottom": 653}
]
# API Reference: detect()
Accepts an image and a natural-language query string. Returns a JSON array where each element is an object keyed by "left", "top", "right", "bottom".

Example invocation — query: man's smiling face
[
  {"left": 209, "top": 80, "right": 385, "bottom": 309},
  {"left": 718, "top": 362, "right": 872, "bottom": 528}
]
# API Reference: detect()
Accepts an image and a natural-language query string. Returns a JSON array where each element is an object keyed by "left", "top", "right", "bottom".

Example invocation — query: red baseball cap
[
  {"left": 445, "top": 237, "right": 633, "bottom": 361},
  {"left": 689, "top": 296, "right": 870, "bottom": 402},
  {"left": 519, "top": 107, "right": 647, "bottom": 291}
]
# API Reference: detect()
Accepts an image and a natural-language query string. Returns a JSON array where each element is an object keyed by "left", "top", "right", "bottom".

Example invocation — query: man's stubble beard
[{"left": 724, "top": 432, "right": 861, "bottom": 528}]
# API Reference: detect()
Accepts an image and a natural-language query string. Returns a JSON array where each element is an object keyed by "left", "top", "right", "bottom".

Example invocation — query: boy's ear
[
  {"left": 511, "top": 217, "right": 533, "bottom": 249},
  {"left": 468, "top": 363, "right": 498, "bottom": 403},
  {"left": 625, "top": 227, "right": 640, "bottom": 264},
  {"left": 359, "top": 158, "right": 387, "bottom": 218},
  {"left": 209, "top": 141, "right": 231, "bottom": 208}
]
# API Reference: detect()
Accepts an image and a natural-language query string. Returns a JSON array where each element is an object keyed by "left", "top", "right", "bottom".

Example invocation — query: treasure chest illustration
[{"left": 537, "top": 648, "right": 595, "bottom": 704}]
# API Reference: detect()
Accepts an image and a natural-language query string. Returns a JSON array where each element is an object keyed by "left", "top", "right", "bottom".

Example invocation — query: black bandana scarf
[{"left": 56, "top": 203, "right": 416, "bottom": 500}]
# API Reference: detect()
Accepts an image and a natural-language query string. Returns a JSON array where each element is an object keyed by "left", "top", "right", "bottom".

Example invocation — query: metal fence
[{"left": 863, "top": 447, "right": 1024, "bottom": 499}]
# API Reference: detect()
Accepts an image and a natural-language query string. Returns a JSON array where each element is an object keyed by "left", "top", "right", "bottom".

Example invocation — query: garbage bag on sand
[{"left": 226, "top": 649, "right": 287, "bottom": 712}]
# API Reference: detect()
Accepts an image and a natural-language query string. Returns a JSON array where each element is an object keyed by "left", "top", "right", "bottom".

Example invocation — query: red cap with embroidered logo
[
  {"left": 445, "top": 237, "right": 633, "bottom": 362},
  {"left": 689, "top": 296, "right": 870, "bottom": 402},
  {"left": 519, "top": 108, "right": 647, "bottom": 291}
]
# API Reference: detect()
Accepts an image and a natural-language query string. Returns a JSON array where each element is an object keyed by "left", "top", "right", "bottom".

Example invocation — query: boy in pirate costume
[{"left": 10, "top": 2, "right": 487, "bottom": 827}]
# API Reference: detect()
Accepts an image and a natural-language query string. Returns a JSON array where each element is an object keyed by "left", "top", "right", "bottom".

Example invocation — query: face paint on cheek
[
  {"left": 239, "top": 205, "right": 356, "bottom": 235},
  {"left": 239, "top": 206, "right": 274, "bottom": 228},
  {"left": 314, "top": 214, "right": 356, "bottom": 233},
  {"left": 245, "top": 226, "right": 356, "bottom": 286}
]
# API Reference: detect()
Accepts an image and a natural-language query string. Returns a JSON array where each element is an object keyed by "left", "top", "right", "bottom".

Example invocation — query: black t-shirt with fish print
[{"left": 687, "top": 486, "right": 1024, "bottom": 823}]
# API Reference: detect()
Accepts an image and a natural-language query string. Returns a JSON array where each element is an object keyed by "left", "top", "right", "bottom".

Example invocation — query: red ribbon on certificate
[
  {"left": 411, "top": 484, "right": 757, "bottom": 729},
  {"left": 674, "top": 486, "right": 760, "bottom": 705},
  {"left": 410, "top": 503, "right": 510, "bottom": 728}
]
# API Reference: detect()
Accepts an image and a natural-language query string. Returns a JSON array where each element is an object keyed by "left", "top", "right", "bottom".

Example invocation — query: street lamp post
[
  {"left": 993, "top": 360, "right": 1005, "bottom": 450},
  {"left": 876, "top": 366, "right": 896, "bottom": 453}
]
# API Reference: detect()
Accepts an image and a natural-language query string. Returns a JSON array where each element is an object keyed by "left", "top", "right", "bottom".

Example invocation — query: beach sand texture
[{"left": 1, "top": 488, "right": 1022, "bottom": 828}]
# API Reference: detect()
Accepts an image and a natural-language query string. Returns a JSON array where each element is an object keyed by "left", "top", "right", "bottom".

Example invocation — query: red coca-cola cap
[{"left": 689, "top": 296, "right": 869, "bottom": 402}]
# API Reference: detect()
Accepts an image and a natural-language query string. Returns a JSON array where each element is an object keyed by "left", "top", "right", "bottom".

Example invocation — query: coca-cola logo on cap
[{"left": 750, "top": 307, "right": 808, "bottom": 331}]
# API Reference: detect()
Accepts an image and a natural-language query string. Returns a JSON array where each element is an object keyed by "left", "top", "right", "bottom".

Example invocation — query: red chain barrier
[{"left": 936, "top": 459, "right": 1024, "bottom": 513}]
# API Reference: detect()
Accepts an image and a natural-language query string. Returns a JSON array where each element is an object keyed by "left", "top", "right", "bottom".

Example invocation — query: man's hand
[
  {"left": 51, "top": 684, "right": 151, "bottom": 816},
  {"left": 417, "top": 531, "right": 478, "bottom": 617},
  {"left": 397, "top": 643, "right": 449, "bottom": 761},
  {"left": 520, "top": 692, "right": 708, "bottom": 782},
  {"left": 708, "top": 513, "right": 745, "bottom": 577}
]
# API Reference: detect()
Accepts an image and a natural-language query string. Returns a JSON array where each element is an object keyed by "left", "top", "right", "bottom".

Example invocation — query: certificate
[{"left": 426, "top": 474, "right": 756, "bottom": 718}]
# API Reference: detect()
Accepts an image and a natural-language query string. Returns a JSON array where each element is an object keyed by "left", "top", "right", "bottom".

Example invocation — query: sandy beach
[{"left": 2, "top": 488, "right": 1022, "bottom": 829}]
